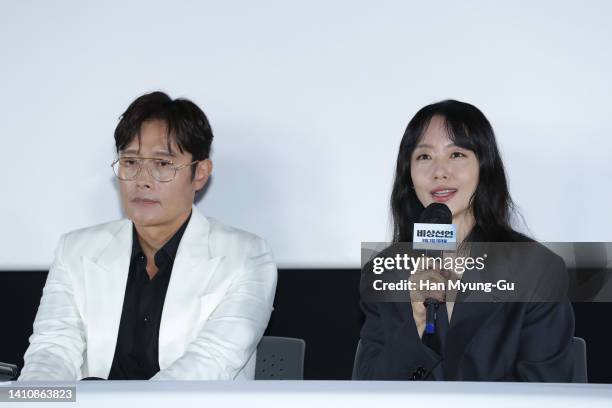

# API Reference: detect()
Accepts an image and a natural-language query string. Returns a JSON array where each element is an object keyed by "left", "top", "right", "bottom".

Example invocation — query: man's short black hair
[{"left": 114, "top": 91, "right": 213, "bottom": 178}]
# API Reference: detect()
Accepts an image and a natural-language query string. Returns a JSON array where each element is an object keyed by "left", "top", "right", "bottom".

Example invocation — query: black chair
[
  {"left": 3, "top": 336, "right": 307, "bottom": 381},
  {"left": 572, "top": 336, "right": 588, "bottom": 383},
  {"left": 255, "top": 336, "right": 305, "bottom": 380},
  {"left": 0, "top": 362, "right": 19, "bottom": 381},
  {"left": 351, "top": 337, "right": 588, "bottom": 382},
  {"left": 351, "top": 340, "right": 362, "bottom": 380}
]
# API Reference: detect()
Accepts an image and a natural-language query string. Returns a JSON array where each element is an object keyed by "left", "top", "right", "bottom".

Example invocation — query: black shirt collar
[{"left": 131, "top": 210, "right": 193, "bottom": 265}]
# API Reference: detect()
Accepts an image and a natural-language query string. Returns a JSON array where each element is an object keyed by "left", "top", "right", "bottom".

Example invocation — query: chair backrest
[
  {"left": 255, "top": 336, "right": 305, "bottom": 380},
  {"left": 351, "top": 339, "right": 362, "bottom": 380},
  {"left": 351, "top": 337, "right": 588, "bottom": 382},
  {"left": 0, "top": 362, "right": 19, "bottom": 381},
  {"left": 572, "top": 336, "right": 588, "bottom": 383}
]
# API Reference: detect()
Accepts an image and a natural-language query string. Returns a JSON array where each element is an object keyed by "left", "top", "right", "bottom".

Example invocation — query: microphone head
[{"left": 418, "top": 203, "right": 452, "bottom": 224}]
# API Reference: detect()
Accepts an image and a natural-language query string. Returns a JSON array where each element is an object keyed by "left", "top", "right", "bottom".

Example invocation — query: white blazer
[{"left": 19, "top": 205, "right": 277, "bottom": 381}]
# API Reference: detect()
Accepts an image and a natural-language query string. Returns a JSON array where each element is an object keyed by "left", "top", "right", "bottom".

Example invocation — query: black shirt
[{"left": 108, "top": 212, "right": 192, "bottom": 380}]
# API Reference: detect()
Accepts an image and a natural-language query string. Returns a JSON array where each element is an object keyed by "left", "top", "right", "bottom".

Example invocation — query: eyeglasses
[{"left": 111, "top": 157, "right": 199, "bottom": 182}]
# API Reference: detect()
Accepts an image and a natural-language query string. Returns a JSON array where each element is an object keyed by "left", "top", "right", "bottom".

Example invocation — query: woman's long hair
[{"left": 391, "top": 100, "right": 525, "bottom": 242}]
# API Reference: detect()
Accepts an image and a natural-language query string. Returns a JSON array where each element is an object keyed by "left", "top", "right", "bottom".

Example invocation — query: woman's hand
[{"left": 409, "top": 264, "right": 457, "bottom": 337}]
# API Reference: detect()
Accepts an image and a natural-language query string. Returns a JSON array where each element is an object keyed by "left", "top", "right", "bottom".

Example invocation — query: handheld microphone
[
  {"left": 412, "top": 203, "right": 456, "bottom": 251},
  {"left": 414, "top": 204, "right": 454, "bottom": 336}
]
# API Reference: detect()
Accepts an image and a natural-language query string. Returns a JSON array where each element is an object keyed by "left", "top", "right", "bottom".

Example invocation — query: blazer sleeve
[
  {"left": 355, "top": 301, "right": 439, "bottom": 380},
  {"left": 515, "top": 254, "right": 576, "bottom": 382},
  {"left": 151, "top": 236, "right": 277, "bottom": 380},
  {"left": 18, "top": 234, "right": 86, "bottom": 381}
]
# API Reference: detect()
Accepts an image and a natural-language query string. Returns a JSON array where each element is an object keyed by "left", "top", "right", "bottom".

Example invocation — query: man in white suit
[{"left": 19, "top": 92, "right": 277, "bottom": 380}]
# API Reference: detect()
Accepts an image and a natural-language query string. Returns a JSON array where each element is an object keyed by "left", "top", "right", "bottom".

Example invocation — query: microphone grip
[{"left": 424, "top": 298, "right": 438, "bottom": 334}]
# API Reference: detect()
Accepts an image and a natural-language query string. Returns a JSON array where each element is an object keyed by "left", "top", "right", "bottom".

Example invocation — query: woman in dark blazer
[{"left": 355, "top": 100, "right": 575, "bottom": 381}]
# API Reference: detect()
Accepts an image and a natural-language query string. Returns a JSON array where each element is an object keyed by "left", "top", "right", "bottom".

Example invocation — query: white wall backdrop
[{"left": 1, "top": 0, "right": 611, "bottom": 269}]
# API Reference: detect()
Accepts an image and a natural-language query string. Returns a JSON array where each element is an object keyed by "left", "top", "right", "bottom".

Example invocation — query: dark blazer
[{"left": 355, "top": 239, "right": 575, "bottom": 381}]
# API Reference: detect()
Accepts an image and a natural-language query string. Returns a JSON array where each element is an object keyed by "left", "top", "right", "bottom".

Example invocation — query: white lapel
[
  {"left": 158, "top": 205, "right": 225, "bottom": 368},
  {"left": 82, "top": 220, "right": 132, "bottom": 378}
]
